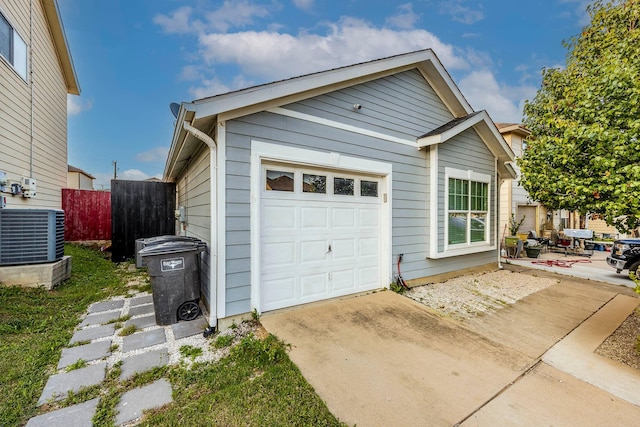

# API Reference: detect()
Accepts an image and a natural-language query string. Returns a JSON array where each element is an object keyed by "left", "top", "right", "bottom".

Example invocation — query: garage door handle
[{"left": 327, "top": 244, "right": 332, "bottom": 253}]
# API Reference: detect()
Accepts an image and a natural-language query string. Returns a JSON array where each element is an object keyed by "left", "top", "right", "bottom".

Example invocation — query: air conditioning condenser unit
[{"left": 0, "top": 209, "right": 64, "bottom": 265}]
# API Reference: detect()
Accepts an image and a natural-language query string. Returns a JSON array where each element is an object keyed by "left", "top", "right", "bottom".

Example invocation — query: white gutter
[
  {"left": 182, "top": 119, "right": 218, "bottom": 327},
  {"left": 183, "top": 121, "right": 214, "bottom": 148}
]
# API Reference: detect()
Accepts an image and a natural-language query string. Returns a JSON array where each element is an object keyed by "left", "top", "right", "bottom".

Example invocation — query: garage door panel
[
  {"left": 301, "top": 207, "right": 329, "bottom": 229},
  {"left": 358, "top": 266, "right": 379, "bottom": 288},
  {"left": 360, "top": 208, "right": 380, "bottom": 227},
  {"left": 263, "top": 205, "right": 295, "bottom": 229},
  {"left": 262, "top": 242, "right": 296, "bottom": 266},
  {"left": 331, "top": 269, "right": 356, "bottom": 292},
  {"left": 262, "top": 277, "right": 296, "bottom": 307},
  {"left": 359, "top": 237, "right": 379, "bottom": 256},
  {"left": 332, "top": 239, "right": 356, "bottom": 259},
  {"left": 333, "top": 208, "right": 356, "bottom": 228},
  {"left": 300, "top": 273, "right": 328, "bottom": 298},
  {"left": 300, "top": 240, "right": 329, "bottom": 263}
]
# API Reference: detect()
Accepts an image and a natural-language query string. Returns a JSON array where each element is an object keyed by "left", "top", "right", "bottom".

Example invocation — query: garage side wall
[
  {"left": 175, "top": 145, "right": 212, "bottom": 310},
  {"left": 222, "top": 69, "right": 495, "bottom": 316}
]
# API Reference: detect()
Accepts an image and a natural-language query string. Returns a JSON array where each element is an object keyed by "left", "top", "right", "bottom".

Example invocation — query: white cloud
[
  {"left": 189, "top": 75, "right": 254, "bottom": 99},
  {"left": 458, "top": 70, "right": 537, "bottom": 122},
  {"left": 135, "top": 147, "right": 169, "bottom": 162},
  {"left": 559, "top": 0, "right": 592, "bottom": 26},
  {"left": 153, "top": 6, "right": 194, "bottom": 34},
  {"left": 385, "top": 3, "right": 420, "bottom": 30},
  {"left": 154, "top": 1, "right": 270, "bottom": 34},
  {"left": 67, "top": 95, "right": 93, "bottom": 116},
  {"left": 194, "top": 17, "right": 468, "bottom": 85},
  {"left": 439, "top": 1, "right": 484, "bottom": 25},
  {"left": 293, "top": 0, "right": 314, "bottom": 12},
  {"left": 156, "top": 3, "right": 529, "bottom": 122},
  {"left": 119, "top": 169, "right": 154, "bottom": 181}
]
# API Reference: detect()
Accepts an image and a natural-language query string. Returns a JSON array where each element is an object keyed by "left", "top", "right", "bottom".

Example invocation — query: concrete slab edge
[{"left": 542, "top": 294, "right": 640, "bottom": 406}]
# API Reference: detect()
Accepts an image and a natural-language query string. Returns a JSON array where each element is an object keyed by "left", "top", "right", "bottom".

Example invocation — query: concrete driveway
[{"left": 261, "top": 271, "right": 640, "bottom": 426}]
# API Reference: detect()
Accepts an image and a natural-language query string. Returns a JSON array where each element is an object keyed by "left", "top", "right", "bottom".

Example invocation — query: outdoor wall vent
[{"left": 0, "top": 209, "right": 64, "bottom": 265}]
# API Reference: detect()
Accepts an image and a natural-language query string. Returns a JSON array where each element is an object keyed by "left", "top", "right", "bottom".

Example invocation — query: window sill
[{"left": 427, "top": 244, "right": 496, "bottom": 259}]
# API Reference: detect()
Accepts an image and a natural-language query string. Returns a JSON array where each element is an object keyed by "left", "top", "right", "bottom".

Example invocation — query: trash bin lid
[
  {"left": 142, "top": 235, "right": 201, "bottom": 244},
  {"left": 139, "top": 240, "right": 206, "bottom": 256}
]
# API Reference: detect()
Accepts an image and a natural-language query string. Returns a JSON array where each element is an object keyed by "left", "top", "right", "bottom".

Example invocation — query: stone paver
[
  {"left": 79, "top": 311, "right": 122, "bottom": 327},
  {"left": 115, "top": 379, "right": 173, "bottom": 425},
  {"left": 26, "top": 398, "right": 100, "bottom": 427},
  {"left": 125, "top": 315, "right": 157, "bottom": 330},
  {"left": 58, "top": 340, "right": 112, "bottom": 369},
  {"left": 130, "top": 294, "right": 153, "bottom": 306},
  {"left": 38, "top": 362, "right": 106, "bottom": 406},
  {"left": 122, "top": 329, "right": 166, "bottom": 352},
  {"left": 70, "top": 324, "right": 116, "bottom": 344},
  {"left": 128, "top": 303, "right": 154, "bottom": 317},
  {"left": 88, "top": 299, "right": 125, "bottom": 313},
  {"left": 172, "top": 316, "right": 207, "bottom": 339},
  {"left": 120, "top": 348, "right": 170, "bottom": 381}
]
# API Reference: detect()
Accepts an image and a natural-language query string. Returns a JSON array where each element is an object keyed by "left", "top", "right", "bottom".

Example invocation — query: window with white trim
[
  {"left": 0, "top": 11, "right": 27, "bottom": 80},
  {"left": 447, "top": 170, "right": 489, "bottom": 246}
]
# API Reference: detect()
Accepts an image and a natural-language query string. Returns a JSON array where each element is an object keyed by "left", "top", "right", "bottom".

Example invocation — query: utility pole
[{"left": 112, "top": 161, "right": 117, "bottom": 180}]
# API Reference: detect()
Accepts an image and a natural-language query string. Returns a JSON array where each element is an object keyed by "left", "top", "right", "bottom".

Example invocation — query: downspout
[{"left": 182, "top": 120, "right": 217, "bottom": 329}]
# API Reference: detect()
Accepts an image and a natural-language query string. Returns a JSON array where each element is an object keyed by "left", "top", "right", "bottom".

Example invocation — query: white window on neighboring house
[
  {"left": 0, "top": 11, "right": 27, "bottom": 80},
  {"left": 446, "top": 169, "right": 490, "bottom": 247}
]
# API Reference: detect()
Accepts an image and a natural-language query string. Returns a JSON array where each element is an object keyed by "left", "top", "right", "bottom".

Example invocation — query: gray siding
[
  {"left": 435, "top": 127, "right": 498, "bottom": 271},
  {"left": 223, "top": 69, "right": 463, "bottom": 316},
  {"left": 176, "top": 145, "right": 212, "bottom": 307}
]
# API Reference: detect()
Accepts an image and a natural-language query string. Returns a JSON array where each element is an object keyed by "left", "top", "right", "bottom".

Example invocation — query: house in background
[
  {"left": 496, "top": 123, "right": 547, "bottom": 237},
  {"left": 164, "top": 49, "right": 516, "bottom": 330},
  {"left": 497, "top": 124, "right": 625, "bottom": 240},
  {"left": 0, "top": 0, "right": 79, "bottom": 210},
  {"left": 0, "top": 0, "right": 79, "bottom": 289},
  {"left": 67, "top": 165, "right": 94, "bottom": 190}
]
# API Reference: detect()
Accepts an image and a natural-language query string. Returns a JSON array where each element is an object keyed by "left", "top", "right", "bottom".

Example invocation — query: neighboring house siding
[
  {"left": 175, "top": 146, "right": 212, "bottom": 305},
  {"left": 66, "top": 171, "right": 93, "bottom": 190},
  {"left": 0, "top": 0, "right": 68, "bottom": 209},
  {"left": 223, "top": 71, "right": 458, "bottom": 316}
]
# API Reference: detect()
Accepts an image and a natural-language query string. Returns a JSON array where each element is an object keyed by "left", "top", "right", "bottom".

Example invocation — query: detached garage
[{"left": 163, "top": 49, "right": 516, "bottom": 330}]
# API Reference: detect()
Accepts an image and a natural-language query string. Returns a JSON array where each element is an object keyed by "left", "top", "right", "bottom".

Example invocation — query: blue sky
[{"left": 58, "top": 0, "right": 592, "bottom": 190}]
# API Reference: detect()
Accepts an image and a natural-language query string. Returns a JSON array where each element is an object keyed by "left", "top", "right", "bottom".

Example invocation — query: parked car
[{"left": 606, "top": 238, "right": 640, "bottom": 277}]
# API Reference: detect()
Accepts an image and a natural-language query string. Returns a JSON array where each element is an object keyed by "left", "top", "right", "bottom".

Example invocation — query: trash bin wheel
[{"left": 177, "top": 301, "right": 200, "bottom": 321}]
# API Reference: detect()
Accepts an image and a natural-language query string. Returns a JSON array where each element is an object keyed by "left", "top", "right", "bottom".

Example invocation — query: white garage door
[{"left": 260, "top": 163, "right": 382, "bottom": 312}]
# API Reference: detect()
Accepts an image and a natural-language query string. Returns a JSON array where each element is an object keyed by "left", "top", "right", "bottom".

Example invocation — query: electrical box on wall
[
  {"left": 21, "top": 177, "right": 36, "bottom": 198},
  {"left": 0, "top": 171, "right": 7, "bottom": 193},
  {"left": 0, "top": 196, "right": 6, "bottom": 208}
]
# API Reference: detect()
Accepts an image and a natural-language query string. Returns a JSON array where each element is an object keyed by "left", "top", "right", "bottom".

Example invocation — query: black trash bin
[
  {"left": 139, "top": 240, "right": 206, "bottom": 325},
  {"left": 135, "top": 235, "right": 201, "bottom": 268}
]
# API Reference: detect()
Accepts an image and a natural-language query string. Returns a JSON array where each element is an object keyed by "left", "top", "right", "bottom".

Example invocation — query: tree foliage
[{"left": 520, "top": 0, "right": 640, "bottom": 232}]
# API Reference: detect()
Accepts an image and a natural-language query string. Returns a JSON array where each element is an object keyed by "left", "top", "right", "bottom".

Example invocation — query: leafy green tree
[{"left": 519, "top": 0, "right": 640, "bottom": 232}]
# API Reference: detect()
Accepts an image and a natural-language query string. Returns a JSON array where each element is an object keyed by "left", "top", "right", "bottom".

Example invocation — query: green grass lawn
[{"left": 0, "top": 244, "right": 344, "bottom": 426}]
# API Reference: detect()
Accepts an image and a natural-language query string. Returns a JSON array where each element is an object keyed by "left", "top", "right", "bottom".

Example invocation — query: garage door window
[
  {"left": 303, "top": 174, "right": 326, "bottom": 193},
  {"left": 361, "top": 180, "right": 378, "bottom": 197},
  {"left": 266, "top": 170, "right": 294, "bottom": 191},
  {"left": 334, "top": 177, "right": 354, "bottom": 195}
]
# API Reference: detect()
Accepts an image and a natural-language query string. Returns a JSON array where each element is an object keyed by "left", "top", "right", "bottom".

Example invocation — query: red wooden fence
[{"left": 62, "top": 189, "right": 111, "bottom": 241}]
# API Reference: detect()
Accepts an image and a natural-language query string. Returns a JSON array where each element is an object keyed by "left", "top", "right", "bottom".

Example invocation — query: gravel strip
[{"left": 405, "top": 269, "right": 559, "bottom": 320}]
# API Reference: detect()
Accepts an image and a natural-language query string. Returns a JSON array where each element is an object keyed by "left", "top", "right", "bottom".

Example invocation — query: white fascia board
[
  {"left": 417, "top": 111, "right": 516, "bottom": 166},
  {"left": 416, "top": 56, "right": 473, "bottom": 117},
  {"left": 163, "top": 103, "right": 196, "bottom": 180},
  {"left": 417, "top": 112, "right": 485, "bottom": 148}
]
